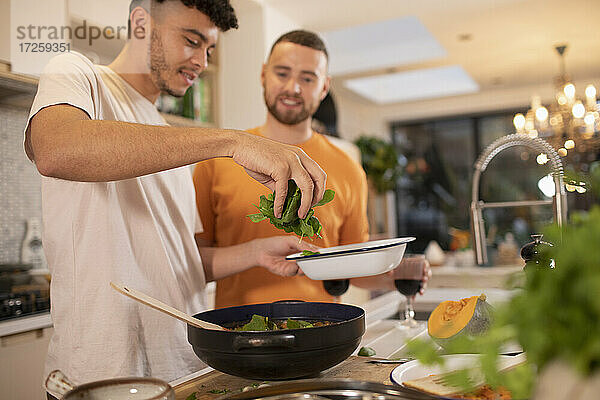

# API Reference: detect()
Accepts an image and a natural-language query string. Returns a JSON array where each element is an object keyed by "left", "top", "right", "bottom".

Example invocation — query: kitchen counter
[
  {"left": 427, "top": 264, "right": 523, "bottom": 289},
  {"left": 357, "top": 287, "right": 516, "bottom": 359},
  {"left": 0, "top": 312, "right": 52, "bottom": 337},
  {"left": 172, "top": 356, "right": 402, "bottom": 399}
]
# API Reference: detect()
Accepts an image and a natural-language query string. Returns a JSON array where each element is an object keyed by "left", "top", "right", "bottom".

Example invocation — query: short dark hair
[
  {"left": 268, "top": 30, "right": 328, "bottom": 60},
  {"left": 128, "top": 0, "right": 238, "bottom": 34}
]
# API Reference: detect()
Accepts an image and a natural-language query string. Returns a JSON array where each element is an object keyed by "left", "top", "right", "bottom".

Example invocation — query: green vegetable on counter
[
  {"left": 358, "top": 346, "right": 377, "bottom": 357},
  {"left": 208, "top": 388, "right": 230, "bottom": 394},
  {"left": 247, "top": 180, "right": 335, "bottom": 240},
  {"left": 185, "top": 392, "right": 197, "bottom": 400}
]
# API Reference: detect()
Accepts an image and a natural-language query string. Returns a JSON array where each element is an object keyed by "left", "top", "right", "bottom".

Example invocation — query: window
[{"left": 389, "top": 110, "right": 561, "bottom": 254}]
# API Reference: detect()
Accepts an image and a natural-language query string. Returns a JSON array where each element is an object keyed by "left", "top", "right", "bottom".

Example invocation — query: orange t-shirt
[{"left": 193, "top": 128, "right": 369, "bottom": 308}]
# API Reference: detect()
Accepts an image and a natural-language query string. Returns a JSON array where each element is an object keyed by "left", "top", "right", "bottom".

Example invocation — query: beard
[
  {"left": 264, "top": 92, "right": 316, "bottom": 126},
  {"left": 148, "top": 28, "right": 183, "bottom": 97}
]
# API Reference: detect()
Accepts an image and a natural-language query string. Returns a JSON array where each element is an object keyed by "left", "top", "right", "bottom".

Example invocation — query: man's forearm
[
  {"left": 31, "top": 110, "right": 242, "bottom": 181},
  {"left": 198, "top": 241, "right": 259, "bottom": 282}
]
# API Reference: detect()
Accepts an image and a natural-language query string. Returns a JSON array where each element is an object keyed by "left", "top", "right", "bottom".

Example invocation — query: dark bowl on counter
[{"left": 188, "top": 301, "right": 365, "bottom": 380}]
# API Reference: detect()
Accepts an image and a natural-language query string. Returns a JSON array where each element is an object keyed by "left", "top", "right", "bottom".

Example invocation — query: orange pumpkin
[{"left": 428, "top": 294, "right": 493, "bottom": 347}]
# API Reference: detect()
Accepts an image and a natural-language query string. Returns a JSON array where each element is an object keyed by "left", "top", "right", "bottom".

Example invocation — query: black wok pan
[{"left": 189, "top": 301, "right": 365, "bottom": 380}]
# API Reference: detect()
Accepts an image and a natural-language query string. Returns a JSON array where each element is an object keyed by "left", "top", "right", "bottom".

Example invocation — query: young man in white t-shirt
[{"left": 25, "top": 0, "right": 325, "bottom": 389}]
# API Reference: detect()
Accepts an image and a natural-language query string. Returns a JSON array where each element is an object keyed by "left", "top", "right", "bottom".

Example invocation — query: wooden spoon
[{"left": 110, "top": 282, "right": 224, "bottom": 331}]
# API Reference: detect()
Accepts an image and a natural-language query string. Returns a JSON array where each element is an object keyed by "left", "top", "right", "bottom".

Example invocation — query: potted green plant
[
  {"left": 408, "top": 205, "right": 600, "bottom": 399},
  {"left": 354, "top": 135, "right": 402, "bottom": 194}
]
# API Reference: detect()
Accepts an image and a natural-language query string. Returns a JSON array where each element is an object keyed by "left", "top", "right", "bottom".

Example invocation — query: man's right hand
[{"left": 230, "top": 133, "right": 326, "bottom": 219}]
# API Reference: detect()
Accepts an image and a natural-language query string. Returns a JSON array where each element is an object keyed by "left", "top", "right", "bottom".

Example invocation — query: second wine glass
[
  {"left": 393, "top": 254, "right": 426, "bottom": 329},
  {"left": 323, "top": 279, "right": 350, "bottom": 302}
]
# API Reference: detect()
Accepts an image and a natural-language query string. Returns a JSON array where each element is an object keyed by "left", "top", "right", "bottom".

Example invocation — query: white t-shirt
[{"left": 26, "top": 52, "right": 207, "bottom": 384}]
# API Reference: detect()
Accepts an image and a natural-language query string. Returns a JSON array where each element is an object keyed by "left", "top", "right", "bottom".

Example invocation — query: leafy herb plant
[
  {"left": 355, "top": 135, "right": 402, "bottom": 194},
  {"left": 247, "top": 180, "right": 335, "bottom": 240},
  {"left": 406, "top": 205, "right": 600, "bottom": 399}
]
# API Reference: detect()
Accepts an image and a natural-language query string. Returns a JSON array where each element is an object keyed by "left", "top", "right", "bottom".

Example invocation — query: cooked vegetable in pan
[{"left": 231, "top": 314, "right": 332, "bottom": 331}]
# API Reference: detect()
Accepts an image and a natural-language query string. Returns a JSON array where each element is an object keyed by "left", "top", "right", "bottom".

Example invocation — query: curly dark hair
[
  {"left": 129, "top": 0, "right": 238, "bottom": 32},
  {"left": 268, "top": 30, "right": 328, "bottom": 60}
]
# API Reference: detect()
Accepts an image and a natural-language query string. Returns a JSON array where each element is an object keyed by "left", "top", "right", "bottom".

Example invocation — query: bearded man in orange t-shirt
[{"left": 193, "top": 30, "right": 430, "bottom": 308}]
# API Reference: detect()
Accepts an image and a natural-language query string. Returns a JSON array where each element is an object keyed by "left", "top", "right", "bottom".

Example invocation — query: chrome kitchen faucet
[{"left": 470, "top": 134, "right": 567, "bottom": 265}]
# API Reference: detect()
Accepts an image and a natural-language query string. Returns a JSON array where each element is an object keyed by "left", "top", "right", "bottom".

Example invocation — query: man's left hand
[{"left": 253, "top": 236, "right": 320, "bottom": 277}]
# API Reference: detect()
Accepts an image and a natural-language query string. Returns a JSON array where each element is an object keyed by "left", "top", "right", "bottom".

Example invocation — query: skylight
[{"left": 343, "top": 65, "right": 480, "bottom": 104}]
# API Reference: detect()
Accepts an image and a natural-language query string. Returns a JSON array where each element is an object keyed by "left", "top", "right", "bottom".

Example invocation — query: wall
[
  {"left": 67, "top": 0, "right": 128, "bottom": 28},
  {"left": 67, "top": 0, "right": 128, "bottom": 65},
  {"left": 218, "top": 0, "right": 299, "bottom": 130},
  {"left": 0, "top": 105, "right": 41, "bottom": 264},
  {"left": 262, "top": 3, "right": 300, "bottom": 53},
  {"left": 217, "top": 1, "right": 266, "bottom": 130}
]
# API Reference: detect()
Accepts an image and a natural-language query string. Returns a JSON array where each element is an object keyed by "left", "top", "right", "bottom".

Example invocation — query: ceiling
[{"left": 264, "top": 0, "right": 600, "bottom": 104}]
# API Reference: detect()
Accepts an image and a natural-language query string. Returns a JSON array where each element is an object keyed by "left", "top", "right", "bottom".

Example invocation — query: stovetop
[{"left": 0, "top": 289, "right": 50, "bottom": 321}]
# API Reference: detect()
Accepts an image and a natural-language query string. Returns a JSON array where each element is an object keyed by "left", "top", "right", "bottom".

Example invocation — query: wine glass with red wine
[
  {"left": 394, "top": 254, "right": 426, "bottom": 328},
  {"left": 323, "top": 279, "right": 349, "bottom": 302}
]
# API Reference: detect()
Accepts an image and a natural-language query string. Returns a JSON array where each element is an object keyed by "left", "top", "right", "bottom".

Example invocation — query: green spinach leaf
[
  {"left": 314, "top": 189, "right": 335, "bottom": 207},
  {"left": 301, "top": 250, "right": 321, "bottom": 256},
  {"left": 235, "top": 315, "right": 318, "bottom": 331},
  {"left": 286, "top": 319, "right": 314, "bottom": 329},
  {"left": 247, "top": 213, "right": 267, "bottom": 223},
  {"left": 237, "top": 314, "right": 269, "bottom": 331},
  {"left": 247, "top": 179, "right": 335, "bottom": 240}
]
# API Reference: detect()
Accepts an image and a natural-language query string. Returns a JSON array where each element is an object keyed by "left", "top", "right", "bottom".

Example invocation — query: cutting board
[{"left": 173, "top": 356, "right": 397, "bottom": 400}]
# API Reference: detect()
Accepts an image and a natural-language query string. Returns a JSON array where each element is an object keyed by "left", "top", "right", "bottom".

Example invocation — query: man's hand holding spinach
[{"left": 247, "top": 180, "right": 335, "bottom": 240}]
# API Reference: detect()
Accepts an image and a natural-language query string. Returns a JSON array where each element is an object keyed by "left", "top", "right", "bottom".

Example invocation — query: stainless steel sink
[{"left": 470, "top": 134, "right": 567, "bottom": 265}]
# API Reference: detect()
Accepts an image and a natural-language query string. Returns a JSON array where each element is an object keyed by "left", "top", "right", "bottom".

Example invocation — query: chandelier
[{"left": 512, "top": 45, "right": 599, "bottom": 161}]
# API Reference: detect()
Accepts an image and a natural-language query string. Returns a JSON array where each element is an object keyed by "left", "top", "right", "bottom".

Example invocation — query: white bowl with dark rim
[{"left": 286, "top": 237, "right": 415, "bottom": 280}]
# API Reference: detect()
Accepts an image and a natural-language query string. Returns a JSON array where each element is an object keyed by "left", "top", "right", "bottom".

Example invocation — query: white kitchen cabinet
[{"left": 0, "top": 326, "right": 53, "bottom": 400}]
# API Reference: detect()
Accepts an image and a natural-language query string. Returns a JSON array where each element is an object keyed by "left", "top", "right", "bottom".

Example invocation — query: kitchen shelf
[
  {"left": 0, "top": 62, "right": 38, "bottom": 108},
  {"left": 158, "top": 62, "right": 218, "bottom": 128}
]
